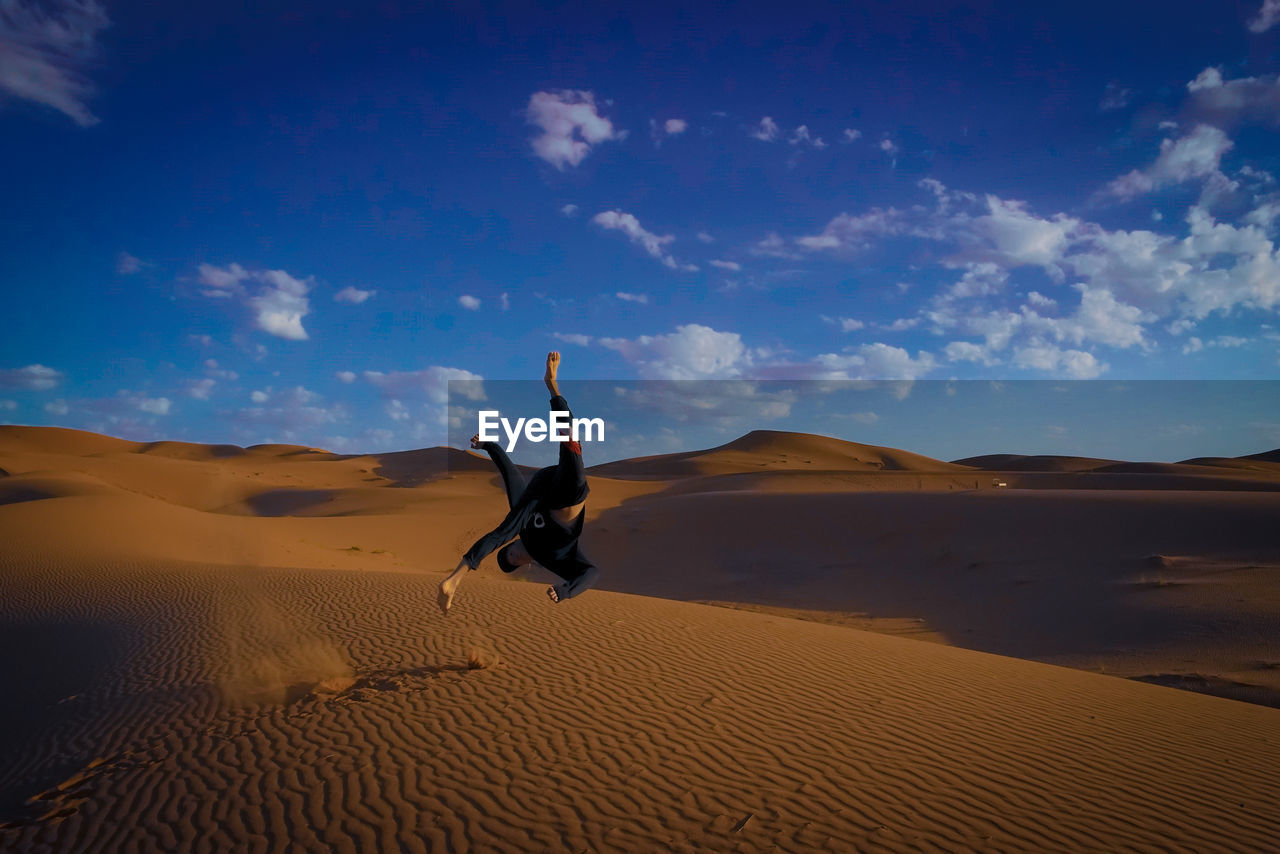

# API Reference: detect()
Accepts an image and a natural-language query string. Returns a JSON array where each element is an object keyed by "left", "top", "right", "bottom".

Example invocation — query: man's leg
[
  {"left": 547, "top": 565, "right": 600, "bottom": 604},
  {"left": 437, "top": 557, "right": 469, "bottom": 615},
  {"left": 546, "top": 429, "right": 588, "bottom": 512},
  {"left": 497, "top": 540, "right": 533, "bottom": 574},
  {"left": 472, "top": 434, "right": 528, "bottom": 508}
]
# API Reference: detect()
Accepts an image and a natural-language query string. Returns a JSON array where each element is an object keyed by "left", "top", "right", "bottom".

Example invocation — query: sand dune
[
  {"left": 2, "top": 554, "right": 1278, "bottom": 852},
  {"left": 590, "top": 429, "right": 971, "bottom": 479},
  {"left": 3, "top": 424, "right": 1280, "bottom": 850},
  {"left": 955, "top": 448, "right": 1280, "bottom": 477},
  {"left": 1178, "top": 454, "right": 1280, "bottom": 474},
  {"left": 952, "top": 453, "right": 1121, "bottom": 472},
  {"left": 587, "top": 488, "right": 1280, "bottom": 704}
]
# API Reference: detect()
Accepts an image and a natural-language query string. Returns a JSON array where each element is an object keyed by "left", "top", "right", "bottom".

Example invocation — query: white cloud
[
  {"left": 664, "top": 118, "right": 687, "bottom": 134},
  {"left": 751, "top": 232, "right": 801, "bottom": 259},
  {"left": 1050, "top": 285, "right": 1153, "bottom": 349},
  {"left": 598, "top": 324, "right": 751, "bottom": 379},
  {"left": 186, "top": 378, "right": 216, "bottom": 400},
  {"left": 970, "top": 196, "right": 1078, "bottom": 270},
  {"left": 592, "top": 210, "right": 689, "bottom": 269},
  {"left": 525, "top": 90, "right": 623, "bottom": 169},
  {"left": 231, "top": 387, "right": 347, "bottom": 440},
  {"left": 1186, "top": 334, "right": 1250, "bottom": 353},
  {"left": 789, "top": 125, "right": 826, "bottom": 148},
  {"left": 927, "top": 283, "right": 1151, "bottom": 369},
  {"left": 813, "top": 343, "right": 936, "bottom": 380},
  {"left": 1100, "top": 82, "right": 1134, "bottom": 111},
  {"left": 196, "top": 263, "right": 313, "bottom": 340},
  {"left": 797, "top": 208, "right": 907, "bottom": 252},
  {"left": 249, "top": 270, "right": 311, "bottom": 340},
  {"left": 0, "top": 399, "right": 16, "bottom": 411},
  {"left": 135, "top": 395, "right": 171, "bottom": 415},
  {"left": 750, "top": 116, "right": 780, "bottom": 141},
  {"left": 709, "top": 259, "right": 741, "bottom": 271},
  {"left": 458, "top": 294, "right": 481, "bottom": 310},
  {"left": 253, "top": 387, "right": 318, "bottom": 406},
  {"left": 197, "top": 262, "right": 250, "bottom": 297},
  {"left": 776, "top": 179, "right": 1280, "bottom": 375},
  {"left": 0, "top": 0, "right": 109, "bottom": 127},
  {"left": 1213, "top": 335, "right": 1249, "bottom": 347},
  {"left": 820, "top": 315, "right": 864, "bottom": 332},
  {"left": 386, "top": 399, "right": 410, "bottom": 422},
  {"left": 946, "top": 262, "right": 1008, "bottom": 299},
  {"left": 1184, "top": 68, "right": 1280, "bottom": 127},
  {"left": 696, "top": 231, "right": 715, "bottom": 243},
  {"left": 499, "top": 292, "right": 510, "bottom": 311},
  {"left": 1105, "top": 125, "right": 1234, "bottom": 199},
  {"left": 1012, "top": 346, "right": 1106, "bottom": 378},
  {"left": 203, "top": 359, "right": 237, "bottom": 381},
  {"left": 334, "top": 286, "right": 374, "bottom": 304},
  {"left": 1246, "top": 199, "right": 1280, "bottom": 229},
  {"left": 116, "top": 251, "right": 143, "bottom": 275},
  {"left": 842, "top": 128, "right": 861, "bottom": 142},
  {"left": 610, "top": 382, "right": 796, "bottom": 429},
  {"left": 616, "top": 291, "right": 648, "bottom": 304},
  {"left": 1239, "top": 164, "right": 1276, "bottom": 185},
  {"left": 336, "top": 370, "right": 357, "bottom": 383},
  {"left": 560, "top": 203, "right": 578, "bottom": 217},
  {"left": 0, "top": 363, "right": 62, "bottom": 390},
  {"left": 1187, "top": 67, "right": 1224, "bottom": 93},
  {"left": 553, "top": 333, "right": 592, "bottom": 346},
  {"left": 879, "top": 138, "right": 899, "bottom": 159},
  {"left": 1065, "top": 206, "right": 1280, "bottom": 320},
  {"left": 361, "top": 366, "right": 485, "bottom": 404},
  {"left": 250, "top": 390, "right": 269, "bottom": 403},
  {"left": 944, "top": 341, "right": 1000, "bottom": 366},
  {"left": 55, "top": 389, "right": 174, "bottom": 420},
  {"left": 1248, "top": 0, "right": 1280, "bottom": 32}
]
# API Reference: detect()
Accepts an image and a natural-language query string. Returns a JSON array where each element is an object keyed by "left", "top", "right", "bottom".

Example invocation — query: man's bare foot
[
  {"left": 545, "top": 351, "right": 561, "bottom": 396},
  {"left": 547, "top": 566, "right": 599, "bottom": 604},
  {"left": 438, "top": 574, "right": 461, "bottom": 615}
]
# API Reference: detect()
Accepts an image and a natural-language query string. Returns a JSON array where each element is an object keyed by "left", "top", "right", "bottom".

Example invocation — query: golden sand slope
[
  {"left": 1, "top": 552, "right": 1278, "bottom": 853},
  {"left": 2, "top": 423, "right": 1279, "bottom": 710},
  {"left": 588, "top": 488, "right": 1280, "bottom": 701}
]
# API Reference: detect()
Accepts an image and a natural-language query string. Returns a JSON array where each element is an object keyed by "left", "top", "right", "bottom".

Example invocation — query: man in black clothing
[{"left": 437, "top": 351, "right": 600, "bottom": 615}]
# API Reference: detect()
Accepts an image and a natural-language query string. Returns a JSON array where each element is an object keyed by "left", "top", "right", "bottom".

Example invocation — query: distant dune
[
  {"left": 2, "top": 424, "right": 1279, "bottom": 850},
  {"left": 951, "top": 453, "right": 1122, "bottom": 472},
  {"left": 590, "top": 428, "right": 971, "bottom": 478}
]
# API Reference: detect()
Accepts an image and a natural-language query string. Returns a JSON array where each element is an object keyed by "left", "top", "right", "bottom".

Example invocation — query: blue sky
[{"left": 2, "top": 0, "right": 1280, "bottom": 459}]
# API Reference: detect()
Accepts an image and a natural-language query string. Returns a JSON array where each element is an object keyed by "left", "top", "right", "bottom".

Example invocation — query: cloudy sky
[{"left": 2, "top": 1, "right": 1280, "bottom": 458}]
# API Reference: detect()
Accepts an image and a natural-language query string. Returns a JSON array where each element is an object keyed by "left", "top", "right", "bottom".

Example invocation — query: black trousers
[{"left": 462, "top": 394, "right": 594, "bottom": 581}]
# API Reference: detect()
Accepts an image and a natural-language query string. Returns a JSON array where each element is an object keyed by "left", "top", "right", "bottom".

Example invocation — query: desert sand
[{"left": 2, "top": 424, "right": 1279, "bottom": 851}]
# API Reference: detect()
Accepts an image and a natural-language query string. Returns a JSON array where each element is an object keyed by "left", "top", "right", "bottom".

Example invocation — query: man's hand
[{"left": 544, "top": 351, "right": 561, "bottom": 396}]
